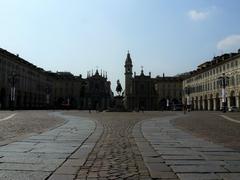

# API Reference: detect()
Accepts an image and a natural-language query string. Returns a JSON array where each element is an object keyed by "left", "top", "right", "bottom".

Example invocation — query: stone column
[
  {"left": 202, "top": 100, "right": 205, "bottom": 110},
  {"left": 213, "top": 98, "right": 216, "bottom": 111},
  {"left": 198, "top": 100, "right": 201, "bottom": 110},
  {"left": 208, "top": 99, "right": 211, "bottom": 110},
  {"left": 236, "top": 96, "right": 239, "bottom": 108},
  {"left": 194, "top": 100, "right": 197, "bottom": 110},
  {"left": 220, "top": 98, "right": 223, "bottom": 109},
  {"left": 227, "top": 97, "right": 231, "bottom": 108}
]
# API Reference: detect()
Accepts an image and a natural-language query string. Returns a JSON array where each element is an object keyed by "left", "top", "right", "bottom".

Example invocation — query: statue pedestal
[{"left": 107, "top": 96, "right": 126, "bottom": 112}]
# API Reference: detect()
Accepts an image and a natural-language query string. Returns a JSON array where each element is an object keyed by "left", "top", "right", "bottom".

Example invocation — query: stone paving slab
[
  {"left": 48, "top": 117, "right": 103, "bottom": 179},
  {"left": 0, "top": 112, "right": 96, "bottom": 180},
  {"left": 177, "top": 173, "right": 220, "bottom": 180},
  {"left": 216, "top": 173, "right": 240, "bottom": 180},
  {"left": 0, "top": 170, "right": 50, "bottom": 180},
  {"left": 135, "top": 114, "right": 240, "bottom": 179}
]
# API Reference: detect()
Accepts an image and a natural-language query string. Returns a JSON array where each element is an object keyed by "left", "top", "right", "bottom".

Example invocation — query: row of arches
[{"left": 185, "top": 90, "right": 240, "bottom": 111}]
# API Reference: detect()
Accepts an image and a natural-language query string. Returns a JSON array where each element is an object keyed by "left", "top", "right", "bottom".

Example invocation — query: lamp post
[
  {"left": 8, "top": 72, "right": 18, "bottom": 111},
  {"left": 185, "top": 86, "right": 191, "bottom": 112},
  {"left": 218, "top": 73, "right": 229, "bottom": 113}
]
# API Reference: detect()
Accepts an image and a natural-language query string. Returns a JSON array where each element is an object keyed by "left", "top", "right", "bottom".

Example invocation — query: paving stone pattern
[
  {"left": 0, "top": 112, "right": 96, "bottom": 180},
  {"left": 76, "top": 115, "right": 152, "bottom": 180},
  {"left": 140, "top": 115, "right": 240, "bottom": 180}
]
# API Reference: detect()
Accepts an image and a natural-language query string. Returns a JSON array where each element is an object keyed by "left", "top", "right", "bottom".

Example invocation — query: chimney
[{"left": 149, "top": 72, "right": 151, "bottom": 77}]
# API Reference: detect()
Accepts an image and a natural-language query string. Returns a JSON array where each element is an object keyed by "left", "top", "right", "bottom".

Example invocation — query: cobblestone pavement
[
  {"left": 75, "top": 112, "right": 156, "bottom": 180},
  {"left": 0, "top": 111, "right": 240, "bottom": 180},
  {"left": 141, "top": 114, "right": 240, "bottom": 180}
]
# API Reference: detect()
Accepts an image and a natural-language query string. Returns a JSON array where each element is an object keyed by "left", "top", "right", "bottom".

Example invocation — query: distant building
[
  {"left": 182, "top": 49, "right": 240, "bottom": 110},
  {"left": 84, "top": 70, "right": 111, "bottom": 110},
  {"left": 155, "top": 75, "right": 183, "bottom": 109},
  {"left": 0, "top": 48, "right": 112, "bottom": 110},
  {"left": 124, "top": 52, "right": 183, "bottom": 111}
]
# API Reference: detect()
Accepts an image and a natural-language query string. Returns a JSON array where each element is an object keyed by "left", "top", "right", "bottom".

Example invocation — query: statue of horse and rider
[{"left": 116, "top": 80, "right": 122, "bottom": 96}]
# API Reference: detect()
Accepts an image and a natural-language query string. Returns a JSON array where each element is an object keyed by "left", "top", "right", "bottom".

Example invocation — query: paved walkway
[
  {"left": 0, "top": 112, "right": 240, "bottom": 180},
  {"left": 0, "top": 112, "right": 96, "bottom": 180},
  {"left": 137, "top": 114, "right": 240, "bottom": 180}
]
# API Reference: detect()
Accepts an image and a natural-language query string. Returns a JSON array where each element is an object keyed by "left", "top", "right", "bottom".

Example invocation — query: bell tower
[{"left": 124, "top": 51, "right": 133, "bottom": 109}]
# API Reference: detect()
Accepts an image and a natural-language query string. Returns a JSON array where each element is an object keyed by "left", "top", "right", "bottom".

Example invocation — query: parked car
[{"left": 228, "top": 106, "right": 239, "bottom": 112}]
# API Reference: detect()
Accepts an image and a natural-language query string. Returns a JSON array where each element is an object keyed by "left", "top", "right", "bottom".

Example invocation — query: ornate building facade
[
  {"left": 124, "top": 52, "right": 183, "bottom": 111},
  {"left": 0, "top": 48, "right": 112, "bottom": 110},
  {"left": 182, "top": 49, "right": 240, "bottom": 111}
]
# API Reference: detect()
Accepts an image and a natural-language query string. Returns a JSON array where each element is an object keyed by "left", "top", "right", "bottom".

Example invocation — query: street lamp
[
  {"left": 218, "top": 73, "right": 229, "bottom": 113},
  {"left": 8, "top": 72, "right": 18, "bottom": 111},
  {"left": 184, "top": 86, "right": 191, "bottom": 112}
]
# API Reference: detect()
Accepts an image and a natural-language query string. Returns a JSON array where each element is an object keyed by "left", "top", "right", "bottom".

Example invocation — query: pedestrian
[{"left": 183, "top": 104, "right": 187, "bottom": 114}]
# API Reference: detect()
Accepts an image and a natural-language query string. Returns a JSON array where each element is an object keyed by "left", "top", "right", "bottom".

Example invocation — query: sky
[{"left": 1, "top": 0, "right": 240, "bottom": 91}]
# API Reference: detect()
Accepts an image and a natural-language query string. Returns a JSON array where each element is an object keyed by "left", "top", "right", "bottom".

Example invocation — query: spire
[
  {"left": 95, "top": 69, "right": 99, "bottom": 76},
  {"left": 140, "top": 66, "right": 144, "bottom": 75},
  {"left": 125, "top": 50, "right": 132, "bottom": 64}
]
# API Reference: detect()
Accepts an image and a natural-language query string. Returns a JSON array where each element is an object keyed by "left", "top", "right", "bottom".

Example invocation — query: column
[
  {"left": 213, "top": 98, "right": 216, "bottom": 111},
  {"left": 220, "top": 98, "right": 223, "bottom": 109},
  {"left": 194, "top": 100, "right": 197, "bottom": 110},
  {"left": 202, "top": 100, "right": 205, "bottom": 110},
  {"left": 236, "top": 96, "right": 239, "bottom": 109},
  {"left": 198, "top": 100, "right": 201, "bottom": 110},
  {"left": 227, "top": 97, "right": 231, "bottom": 109},
  {"left": 208, "top": 99, "right": 211, "bottom": 110}
]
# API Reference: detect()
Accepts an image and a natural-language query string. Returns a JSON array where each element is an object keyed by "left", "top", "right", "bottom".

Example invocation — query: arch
[
  {"left": 0, "top": 88, "right": 6, "bottom": 109},
  {"left": 195, "top": 96, "right": 199, "bottom": 110},
  {"left": 172, "top": 98, "right": 179, "bottom": 105},
  {"left": 200, "top": 96, "right": 203, "bottom": 110},
  {"left": 215, "top": 93, "right": 220, "bottom": 111},
  {"left": 159, "top": 98, "right": 167, "bottom": 110},
  {"left": 70, "top": 97, "right": 77, "bottom": 108},
  {"left": 16, "top": 90, "right": 22, "bottom": 109},
  {"left": 191, "top": 97, "right": 194, "bottom": 110},
  {"left": 230, "top": 90, "right": 236, "bottom": 107},
  {"left": 209, "top": 94, "right": 213, "bottom": 110},
  {"left": 56, "top": 97, "right": 64, "bottom": 109},
  {"left": 204, "top": 95, "right": 208, "bottom": 110}
]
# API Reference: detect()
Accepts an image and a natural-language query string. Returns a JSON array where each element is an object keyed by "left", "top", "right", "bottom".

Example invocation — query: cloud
[
  {"left": 188, "top": 9, "right": 209, "bottom": 21},
  {"left": 217, "top": 35, "right": 240, "bottom": 51}
]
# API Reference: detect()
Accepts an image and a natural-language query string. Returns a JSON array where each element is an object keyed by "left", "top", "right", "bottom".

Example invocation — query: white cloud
[
  {"left": 188, "top": 9, "right": 209, "bottom": 21},
  {"left": 217, "top": 35, "right": 240, "bottom": 51}
]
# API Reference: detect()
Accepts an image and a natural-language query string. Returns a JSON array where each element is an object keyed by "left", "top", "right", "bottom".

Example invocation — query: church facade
[{"left": 124, "top": 52, "right": 183, "bottom": 111}]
